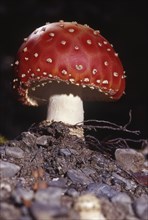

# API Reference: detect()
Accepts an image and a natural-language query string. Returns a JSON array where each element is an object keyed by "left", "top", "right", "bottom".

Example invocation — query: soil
[{"left": 0, "top": 121, "right": 148, "bottom": 220}]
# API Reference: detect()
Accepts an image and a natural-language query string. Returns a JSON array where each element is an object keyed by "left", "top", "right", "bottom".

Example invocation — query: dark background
[{"left": 0, "top": 0, "right": 148, "bottom": 140}]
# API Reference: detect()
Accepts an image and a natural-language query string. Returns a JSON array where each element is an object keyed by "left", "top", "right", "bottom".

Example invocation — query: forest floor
[{"left": 0, "top": 120, "right": 148, "bottom": 220}]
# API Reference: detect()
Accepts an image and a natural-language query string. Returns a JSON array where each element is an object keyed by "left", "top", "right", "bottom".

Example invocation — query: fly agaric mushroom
[{"left": 12, "top": 21, "right": 126, "bottom": 137}]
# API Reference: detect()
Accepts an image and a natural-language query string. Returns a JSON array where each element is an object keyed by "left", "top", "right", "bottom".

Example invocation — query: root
[{"left": 69, "top": 110, "right": 147, "bottom": 155}]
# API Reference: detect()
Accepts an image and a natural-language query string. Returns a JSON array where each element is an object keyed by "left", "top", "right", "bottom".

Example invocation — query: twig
[
  {"left": 75, "top": 110, "right": 140, "bottom": 135},
  {"left": 124, "top": 109, "right": 132, "bottom": 128}
]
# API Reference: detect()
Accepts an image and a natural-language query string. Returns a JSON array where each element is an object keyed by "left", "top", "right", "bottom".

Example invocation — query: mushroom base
[{"left": 47, "top": 93, "right": 84, "bottom": 126}]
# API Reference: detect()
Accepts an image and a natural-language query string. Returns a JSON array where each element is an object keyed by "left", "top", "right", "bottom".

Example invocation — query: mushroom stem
[{"left": 47, "top": 94, "right": 84, "bottom": 137}]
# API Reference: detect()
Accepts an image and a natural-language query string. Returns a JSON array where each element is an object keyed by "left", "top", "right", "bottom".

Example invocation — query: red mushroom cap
[{"left": 13, "top": 21, "right": 126, "bottom": 105}]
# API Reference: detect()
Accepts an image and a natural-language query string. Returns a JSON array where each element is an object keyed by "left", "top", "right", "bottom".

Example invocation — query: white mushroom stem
[{"left": 47, "top": 93, "right": 84, "bottom": 129}]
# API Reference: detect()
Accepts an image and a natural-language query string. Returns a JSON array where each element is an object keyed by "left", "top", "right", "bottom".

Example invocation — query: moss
[{"left": 0, "top": 135, "right": 7, "bottom": 145}]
